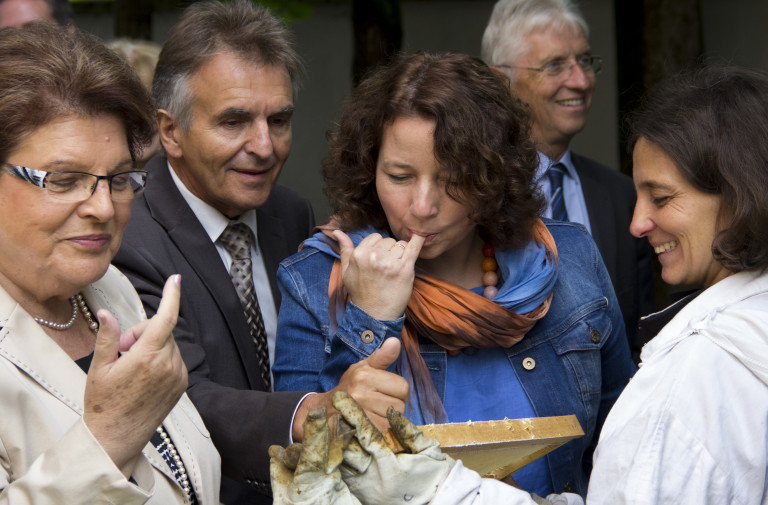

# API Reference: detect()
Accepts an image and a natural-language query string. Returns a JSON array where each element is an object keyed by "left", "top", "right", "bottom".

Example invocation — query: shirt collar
[
  {"left": 167, "top": 160, "right": 258, "bottom": 246},
  {"left": 535, "top": 149, "right": 577, "bottom": 182},
  {"left": 640, "top": 270, "right": 768, "bottom": 365}
]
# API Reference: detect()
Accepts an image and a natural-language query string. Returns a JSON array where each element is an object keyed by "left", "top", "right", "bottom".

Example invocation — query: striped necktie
[
  {"left": 217, "top": 223, "right": 271, "bottom": 390},
  {"left": 548, "top": 163, "right": 569, "bottom": 221}
]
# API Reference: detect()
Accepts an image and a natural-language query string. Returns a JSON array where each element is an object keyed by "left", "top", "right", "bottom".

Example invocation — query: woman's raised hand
[
  {"left": 83, "top": 274, "right": 187, "bottom": 478},
  {"left": 333, "top": 230, "right": 425, "bottom": 321}
]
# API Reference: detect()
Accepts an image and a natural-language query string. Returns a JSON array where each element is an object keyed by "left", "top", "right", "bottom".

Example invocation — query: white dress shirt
[{"left": 168, "top": 164, "right": 278, "bottom": 384}]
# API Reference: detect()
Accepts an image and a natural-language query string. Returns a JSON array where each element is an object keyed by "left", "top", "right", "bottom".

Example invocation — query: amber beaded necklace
[{"left": 481, "top": 243, "right": 499, "bottom": 299}]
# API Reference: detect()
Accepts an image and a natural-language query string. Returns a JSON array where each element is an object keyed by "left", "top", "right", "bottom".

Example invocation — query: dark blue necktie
[{"left": 548, "top": 163, "right": 569, "bottom": 221}]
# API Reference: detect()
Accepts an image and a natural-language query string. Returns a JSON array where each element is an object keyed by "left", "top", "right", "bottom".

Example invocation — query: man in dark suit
[
  {"left": 482, "top": 0, "right": 655, "bottom": 362},
  {"left": 113, "top": 2, "right": 407, "bottom": 504}
]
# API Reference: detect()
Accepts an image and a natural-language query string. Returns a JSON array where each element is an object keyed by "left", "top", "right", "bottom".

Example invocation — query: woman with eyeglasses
[{"left": 0, "top": 24, "right": 220, "bottom": 504}]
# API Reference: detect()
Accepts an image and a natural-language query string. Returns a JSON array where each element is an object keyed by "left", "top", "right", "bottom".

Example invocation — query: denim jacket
[{"left": 273, "top": 220, "right": 636, "bottom": 497}]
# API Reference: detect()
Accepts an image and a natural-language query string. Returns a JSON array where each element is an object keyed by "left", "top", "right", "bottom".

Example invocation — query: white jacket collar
[{"left": 641, "top": 269, "right": 768, "bottom": 384}]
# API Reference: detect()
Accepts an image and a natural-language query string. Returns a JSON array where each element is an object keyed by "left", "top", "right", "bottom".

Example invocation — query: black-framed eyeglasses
[
  {"left": 496, "top": 55, "right": 602, "bottom": 79},
  {"left": 2, "top": 163, "right": 147, "bottom": 202}
]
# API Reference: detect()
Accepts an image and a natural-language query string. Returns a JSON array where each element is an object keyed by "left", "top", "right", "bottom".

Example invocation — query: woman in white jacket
[{"left": 271, "top": 63, "right": 768, "bottom": 505}]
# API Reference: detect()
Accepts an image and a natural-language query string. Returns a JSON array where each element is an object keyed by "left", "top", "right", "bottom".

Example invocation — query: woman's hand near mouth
[{"left": 333, "top": 230, "right": 425, "bottom": 321}]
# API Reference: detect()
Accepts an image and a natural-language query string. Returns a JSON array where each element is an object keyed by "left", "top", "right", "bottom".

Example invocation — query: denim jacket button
[
  {"left": 590, "top": 329, "right": 601, "bottom": 343},
  {"left": 360, "top": 330, "right": 375, "bottom": 343},
  {"left": 522, "top": 357, "right": 536, "bottom": 370}
]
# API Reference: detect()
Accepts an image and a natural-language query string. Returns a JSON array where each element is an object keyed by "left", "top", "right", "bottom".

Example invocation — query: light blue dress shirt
[{"left": 535, "top": 150, "right": 592, "bottom": 235}]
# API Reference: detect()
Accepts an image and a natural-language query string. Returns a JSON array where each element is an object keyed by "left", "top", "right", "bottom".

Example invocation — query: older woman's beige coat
[{"left": 0, "top": 266, "right": 221, "bottom": 504}]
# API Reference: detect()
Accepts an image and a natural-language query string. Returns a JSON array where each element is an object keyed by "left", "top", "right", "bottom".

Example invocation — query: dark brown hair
[
  {"left": 323, "top": 51, "right": 543, "bottom": 249},
  {"left": 0, "top": 23, "right": 155, "bottom": 163},
  {"left": 152, "top": 0, "right": 304, "bottom": 132},
  {"left": 629, "top": 64, "right": 768, "bottom": 272}
]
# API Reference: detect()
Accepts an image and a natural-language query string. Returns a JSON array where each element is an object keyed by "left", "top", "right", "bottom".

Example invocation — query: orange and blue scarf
[{"left": 303, "top": 219, "right": 558, "bottom": 424}]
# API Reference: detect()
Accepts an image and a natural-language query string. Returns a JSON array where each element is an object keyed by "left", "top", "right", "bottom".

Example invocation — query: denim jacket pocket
[
  {"left": 550, "top": 296, "right": 612, "bottom": 354},
  {"left": 549, "top": 296, "right": 612, "bottom": 428}
]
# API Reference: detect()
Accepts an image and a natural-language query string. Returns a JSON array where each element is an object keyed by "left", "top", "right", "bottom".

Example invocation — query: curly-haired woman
[{"left": 272, "top": 51, "right": 634, "bottom": 497}]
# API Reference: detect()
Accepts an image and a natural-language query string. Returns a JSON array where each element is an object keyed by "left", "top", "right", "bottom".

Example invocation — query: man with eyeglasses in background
[{"left": 482, "top": 0, "right": 654, "bottom": 362}]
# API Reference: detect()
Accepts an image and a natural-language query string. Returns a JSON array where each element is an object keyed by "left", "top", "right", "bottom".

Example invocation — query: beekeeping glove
[
  {"left": 332, "top": 391, "right": 455, "bottom": 505},
  {"left": 270, "top": 406, "right": 361, "bottom": 505}
]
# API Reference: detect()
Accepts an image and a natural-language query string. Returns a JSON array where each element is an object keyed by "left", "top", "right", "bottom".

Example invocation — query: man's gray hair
[
  {"left": 481, "top": 0, "right": 588, "bottom": 80},
  {"left": 153, "top": 0, "right": 304, "bottom": 132}
]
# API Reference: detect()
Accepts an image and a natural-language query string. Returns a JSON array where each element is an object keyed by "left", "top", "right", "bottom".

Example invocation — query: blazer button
[
  {"left": 564, "top": 481, "right": 574, "bottom": 492},
  {"left": 522, "top": 357, "right": 536, "bottom": 370},
  {"left": 590, "top": 329, "right": 601, "bottom": 343},
  {"left": 361, "top": 330, "right": 375, "bottom": 344}
]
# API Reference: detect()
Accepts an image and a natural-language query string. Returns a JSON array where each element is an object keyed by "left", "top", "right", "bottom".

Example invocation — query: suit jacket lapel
[
  {"left": 572, "top": 153, "right": 618, "bottom": 275},
  {"left": 0, "top": 271, "right": 145, "bottom": 416},
  {"left": 0, "top": 290, "right": 87, "bottom": 415},
  {"left": 142, "top": 157, "right": 262, "bottom": 388},
  {"left": 256, "top": 203, "right": 289, "bottom": 308},
  {"left": 0, "top": 274, "right": 181, "bottom": 485}
]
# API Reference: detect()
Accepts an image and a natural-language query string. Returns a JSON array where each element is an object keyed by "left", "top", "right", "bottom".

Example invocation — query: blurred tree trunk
[
  {"left": 614, "top": 0, "right": 703, "bottom": 175},
  {"left": 352, "top": 0, "right": 402, "bottom": 86},
  {"left": 614, "top": 0, "right": 703, "bottom": 309},
  {"left": 114, "top": 0, "right": 154, "bottom": 40}
]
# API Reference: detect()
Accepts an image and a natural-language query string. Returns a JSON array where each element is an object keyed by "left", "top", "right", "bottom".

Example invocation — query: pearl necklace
[
  {"left": 481, "top": 243, "right": 499, "bottom": 299},
  {"left": 157, "top": 425, "right": 195, "bottom": 502},
  {"left": 34, "top": 293, "right": 99, "bottom": 333}
]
